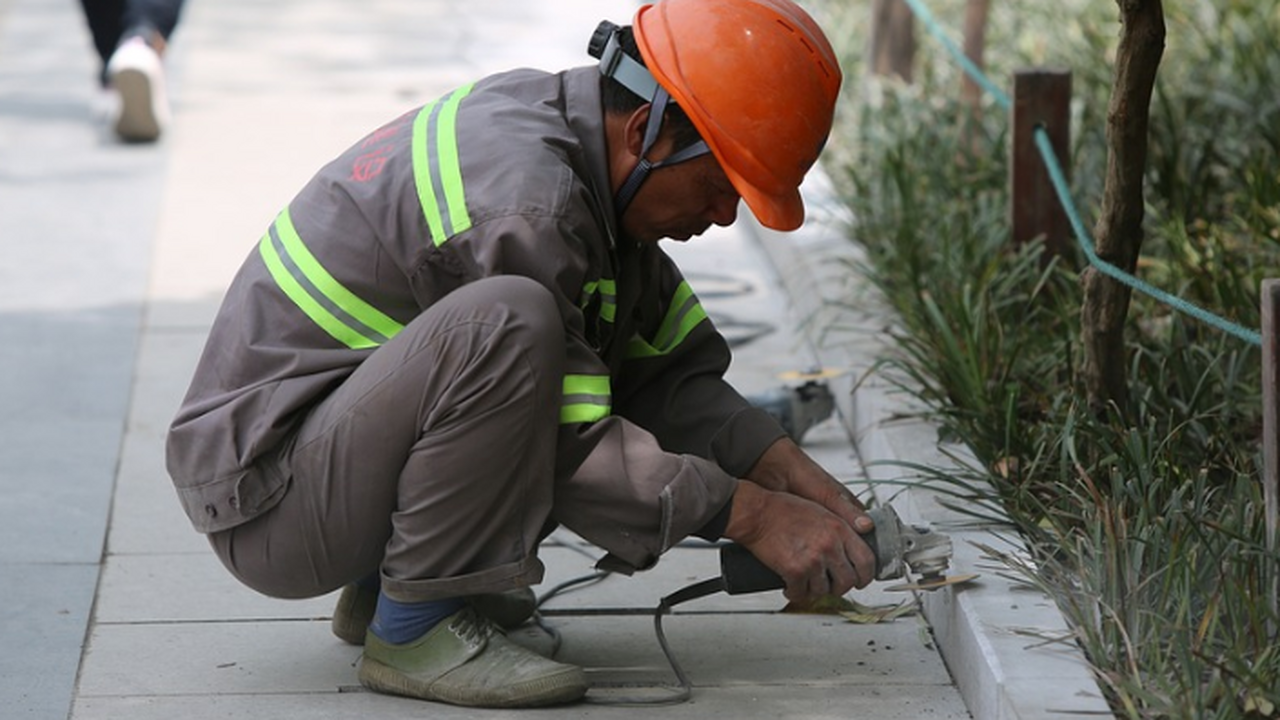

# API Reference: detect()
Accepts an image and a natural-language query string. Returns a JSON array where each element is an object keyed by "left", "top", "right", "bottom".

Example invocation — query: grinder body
[{"left": 717, "top": 504, "right": 950, "bottom": 594}]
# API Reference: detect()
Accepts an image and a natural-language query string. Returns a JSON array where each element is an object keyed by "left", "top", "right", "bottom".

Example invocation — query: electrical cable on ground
[
  {"left": 529, "top": 558, "right": 735, "bottom": 705},
  {"left": 531, "top": 571, "right": 610, "bottom": 659}
]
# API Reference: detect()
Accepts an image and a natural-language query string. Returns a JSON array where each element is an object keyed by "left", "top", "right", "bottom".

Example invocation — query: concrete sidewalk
[{"left": 1, "top": 0, "right": 1107, "bottom": 718}]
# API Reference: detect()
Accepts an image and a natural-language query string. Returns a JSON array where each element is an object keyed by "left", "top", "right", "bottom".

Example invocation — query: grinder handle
[
  {"left": 718, "top": 543, "right": 785, "bottom": 595},
  {"left": 718, "top": 519, "right": 885, "bottom": 596}
]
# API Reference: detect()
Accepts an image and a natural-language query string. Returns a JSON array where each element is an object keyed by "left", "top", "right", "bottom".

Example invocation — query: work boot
[
  {"left": 332, "top": 584, "right": 539, "bottom": 645},
  {"left": 358, "top": 606, "right": 587, "bottom": 708}
]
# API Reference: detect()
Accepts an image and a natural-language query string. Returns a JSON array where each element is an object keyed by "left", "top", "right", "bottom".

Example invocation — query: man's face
[{"left": 620, "top": 152, "right": 741, "bottom": 244}]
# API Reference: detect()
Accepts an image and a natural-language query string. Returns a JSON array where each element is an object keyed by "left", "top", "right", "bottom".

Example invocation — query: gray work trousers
[{"left": 210, "top": 276, "right": 564, "bottom": 603}]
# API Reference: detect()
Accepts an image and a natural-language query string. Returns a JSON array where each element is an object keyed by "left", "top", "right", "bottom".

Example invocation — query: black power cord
[
  {"left": 530, "top": 571, "right": 610, "bottom": 659},
  {"left": 643, "top": 577, "right": 731, "bottom": 704},
  {"left": 530, "top": 543, "right": 788, "bottom": 705}
]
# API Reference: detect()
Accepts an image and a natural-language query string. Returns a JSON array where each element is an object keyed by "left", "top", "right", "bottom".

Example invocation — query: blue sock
[{"left": 369, "top": 592, "right": 466, "bottom": 645}]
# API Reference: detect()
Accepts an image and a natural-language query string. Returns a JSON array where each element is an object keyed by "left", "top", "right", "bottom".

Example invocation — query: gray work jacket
[{"left": 166, "top": 66, "right": 786, "bottom": 572}]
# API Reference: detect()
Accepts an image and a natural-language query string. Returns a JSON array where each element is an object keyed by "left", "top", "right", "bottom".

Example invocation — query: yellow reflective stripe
[
  {"left": 624, "top": 335, "right": 655, "bottom": 358},
  {"left": 561, "top": 404, "right": 610, "bottom": 424},
  {"left": 560, "top": 374, "right": 611, "bottom": 424},
  {"left": 625, "top": 281, "right": 707, "bottom": 358},
  {"left": 655, "top": 281, "right": 701, "bottom": 348},
  {"left": 274, "top": 210, "right": 404, "bottom": 341},
  {"left": 259, "top": 233, "right": 379, "bottom": 350},
  {"left": 672, "top": 301, "right": 706, "bottom": 344},
  {"left": 412, "top": 84, "right": 475, "bottom": 247},
  {"left": 412, "top": 100, "right": 445, "bottom": 244},
  {"left": 437, "top": 84, "right": 474, "bottom": 235},
  {"left": 625, "top": 335, "right": 661, "bottom": 358},
  {"left": 598, "top": 278, "right": 617, "bottom": 322},
  {"left": 580, "top": 279, "right": 617, "bottom": 323}
]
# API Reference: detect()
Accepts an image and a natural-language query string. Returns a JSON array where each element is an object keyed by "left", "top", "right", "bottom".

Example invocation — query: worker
[{"left": 166, "top": 0, "right": 872, "bottom": 709}]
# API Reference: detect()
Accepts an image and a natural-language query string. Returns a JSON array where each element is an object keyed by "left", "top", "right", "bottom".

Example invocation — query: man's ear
[{"left": 623, "top": 104, "right": 652, "bottom": 159}]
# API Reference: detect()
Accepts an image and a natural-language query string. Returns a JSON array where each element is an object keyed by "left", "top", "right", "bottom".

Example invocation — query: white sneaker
[{"left": 106, "top": 36, "right": 168, "bottom": 142}]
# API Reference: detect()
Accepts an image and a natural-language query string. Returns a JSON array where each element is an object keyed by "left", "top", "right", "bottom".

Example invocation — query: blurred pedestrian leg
[{"left": 78, "top": 0, "right": 185, "bottom": 142}]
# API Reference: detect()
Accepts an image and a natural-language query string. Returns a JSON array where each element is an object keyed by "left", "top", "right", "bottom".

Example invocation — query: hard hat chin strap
[
  {"left": 592, "top": 22, "right": 710, "bottom": 217},
  {"left": 613, "top": 88, "right": 710, "bottom": 215}
]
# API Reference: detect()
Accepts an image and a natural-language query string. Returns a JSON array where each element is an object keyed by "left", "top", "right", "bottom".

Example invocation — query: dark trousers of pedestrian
[{"left": 78, "top": 0, "right": 185, "bottom": 79}]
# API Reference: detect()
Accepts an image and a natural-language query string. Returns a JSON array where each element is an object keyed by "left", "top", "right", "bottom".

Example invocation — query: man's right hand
[{"left": 723, "top": 481, "right": 874, "bottom": 601}]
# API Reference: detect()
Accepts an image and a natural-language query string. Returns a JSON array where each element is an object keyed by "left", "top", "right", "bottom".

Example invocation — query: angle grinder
[
  {"left": 597, "top": 504, "right": 974, "bottom": 704},
  {"left": 716, "top": 504, "right": 972, "bottom": 594},
  {"left": 659, "top": 504, "right": 970, "bottom": 612}
]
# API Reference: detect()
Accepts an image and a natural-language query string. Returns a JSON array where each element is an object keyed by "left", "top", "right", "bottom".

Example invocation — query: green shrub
[{"left": 814, "top": 0, "right": 1280, "bottom": 715}]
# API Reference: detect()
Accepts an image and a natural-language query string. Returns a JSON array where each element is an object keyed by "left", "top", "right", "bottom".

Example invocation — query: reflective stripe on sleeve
[
  {"left": 560, "top": 374, "right": 611, "bottom": 424},
  {"left": 597, "top": 278, "right": 618, "bottom": 322},
  {"left": 625, "top": 280, "right": 707, "bottom": 358},
  {"left": 412, "top": 83, "right": 475, "bottom": 246},
  {"left": 259, "top": 208, "right": 404, "bottom": 349},
  {"left": 580, "top": 278, "right": 618, "bottom": 323}
]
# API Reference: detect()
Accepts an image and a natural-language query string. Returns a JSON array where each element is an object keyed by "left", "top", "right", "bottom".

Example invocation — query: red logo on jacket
[
  {"left": 350, "top": 119, "right": 406, "bottom": 183},
  {"left": 351, "top": 149, "right": 389, "bottom": 182}
]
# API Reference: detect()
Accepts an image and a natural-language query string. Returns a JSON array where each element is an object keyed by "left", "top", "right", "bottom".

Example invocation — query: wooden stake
[
  {"left": 1263, "top": 279, "right": 1279, "bottom": 625},
  {"left": 1010, "top": 69, "right": 1072, "bottom": 258}
]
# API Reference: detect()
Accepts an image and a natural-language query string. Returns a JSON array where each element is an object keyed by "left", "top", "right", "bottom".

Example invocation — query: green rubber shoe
[
  {"left": 358, "top": 607, "right": 587, "bottom": 708},
  {"left": 331, "top": 583, "right": 379, "bottom": 646},
  {"left": 332, "top": 584, "right": 538, "bottom": 645}
]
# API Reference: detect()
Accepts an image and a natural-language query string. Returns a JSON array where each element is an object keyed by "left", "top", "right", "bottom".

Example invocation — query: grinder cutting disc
[{"left": 886, "top": 573, "right": 979, "bottom": 592}]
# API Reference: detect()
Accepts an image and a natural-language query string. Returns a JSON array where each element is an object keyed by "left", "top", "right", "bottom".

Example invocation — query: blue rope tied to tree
[{"left": 897, "top": 0, "right": 1263, "bottom": 347}]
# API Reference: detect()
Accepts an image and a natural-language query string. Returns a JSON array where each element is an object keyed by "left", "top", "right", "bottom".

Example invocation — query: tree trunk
[
  {"left": 958, "top": 0, "right": 991, "bottom": 158},
  {"left": 1079, "top": 0, "right": 1165, "bottom": 415},
  {"left": 961, "top": 0, "right": 991, "bottom": 112},
  {"left": 869, "top": 0, "right": 916, "bottom": 82}
]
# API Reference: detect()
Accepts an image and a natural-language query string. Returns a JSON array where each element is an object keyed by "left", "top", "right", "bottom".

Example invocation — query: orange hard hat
[{"left": 632, "top": 0, "right": 842, "bottom": 231}]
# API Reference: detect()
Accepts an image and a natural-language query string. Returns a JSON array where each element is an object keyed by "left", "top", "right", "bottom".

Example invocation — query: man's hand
[
  {"left": 724, "top": 481, "right": 875, "bottom": 601},
  {"left": 746, "top": 437, "right": 873, "bottom": 534}
]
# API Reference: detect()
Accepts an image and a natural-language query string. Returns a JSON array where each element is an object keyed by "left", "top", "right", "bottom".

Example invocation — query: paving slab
[
  {"left": 72, "top": 685, "right": 970, "bottom": 720},
  {"left": 544, "top": 614, "right": 951, "bottom": 689},
  {"left": 95, "top": 553, "right": 339, "bottom": 624},
  {"left": 106, "top": 329, "right": 222, "bottom": 557},
  {"left": 78, "top": 620, "right": 357, "bottom": 698},
  {"left": 0, "top": 563, "right": 100, "bottom": 720},
  {"left": 0, "top": 0, "right": 170, "bottom": 714},
  {"left": 77, "top": 613, "right": 953, "bottom": 699}
]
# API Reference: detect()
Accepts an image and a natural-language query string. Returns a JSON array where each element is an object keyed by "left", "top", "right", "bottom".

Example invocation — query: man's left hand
[{"left": 746, "top": 437, "right": 874, "bottom": 534}]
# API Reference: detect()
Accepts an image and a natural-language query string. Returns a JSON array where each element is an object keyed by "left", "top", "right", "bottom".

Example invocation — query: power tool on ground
[{"left": 745, "top": 379, "right": 837, "bottom": 445}]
